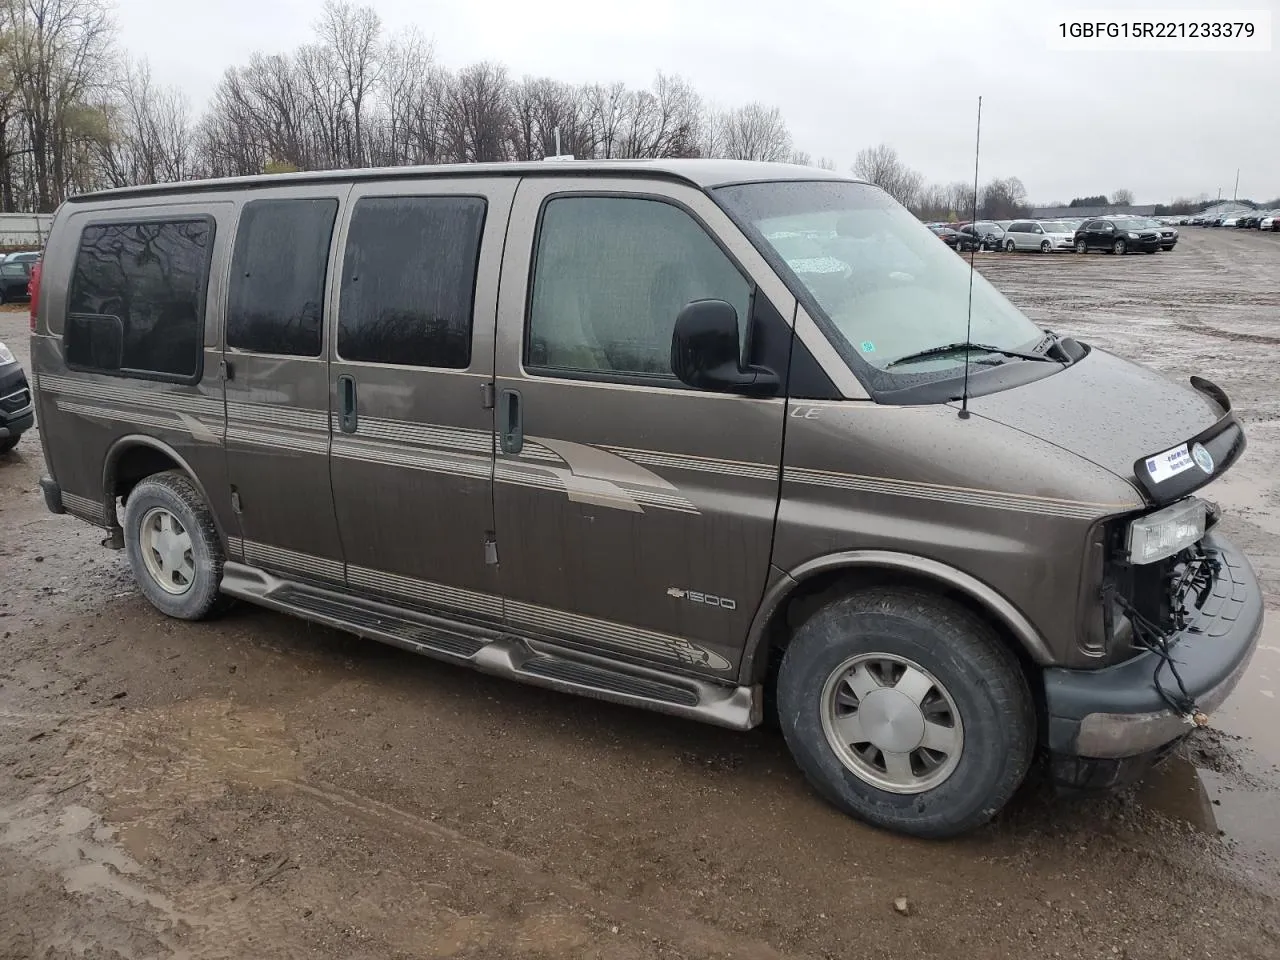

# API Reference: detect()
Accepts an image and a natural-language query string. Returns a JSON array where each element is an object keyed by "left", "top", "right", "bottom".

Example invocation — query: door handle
[
  {"left": 338, "top": 375, "right": 358, "bottom": 434},
  {"left": 499, "top": 389, "right": 523, "bottom": 455}
]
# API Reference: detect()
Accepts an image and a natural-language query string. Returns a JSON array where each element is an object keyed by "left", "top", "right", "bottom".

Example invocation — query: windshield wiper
[{"left": 887, "top": 341, "right": 1059, "bottom": 369}]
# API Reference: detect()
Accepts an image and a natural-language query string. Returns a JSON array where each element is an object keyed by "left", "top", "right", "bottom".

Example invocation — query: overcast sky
[{"left": 115, "top": 0, "right": 1278, "bottom": 204}]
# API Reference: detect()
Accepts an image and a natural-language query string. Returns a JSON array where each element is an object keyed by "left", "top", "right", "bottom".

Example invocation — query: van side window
[
  {"left": 526, "top": 196, "right": 751, "bottom": 379},
  {"left": 227, "top": 198, "right": 338, "bottom": 356},
  {"left": 66, "top": 219, "right": 212, "bottom": 380},
  {"left": 338, "top": 196, "right": 486, "bottom": 368}
]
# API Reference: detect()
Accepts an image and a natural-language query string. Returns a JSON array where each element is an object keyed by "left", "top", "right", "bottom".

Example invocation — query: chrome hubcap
[
  {"left": 820, "top": 653, "right": 963, "bottom": 794},
  {"left": 139, "top": 507, "right": 195, "bottom": 595}
]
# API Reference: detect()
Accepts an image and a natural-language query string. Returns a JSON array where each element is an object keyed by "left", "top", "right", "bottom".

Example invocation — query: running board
[{"left": 220, "top": 562, "right": 760, "bottom": 730}]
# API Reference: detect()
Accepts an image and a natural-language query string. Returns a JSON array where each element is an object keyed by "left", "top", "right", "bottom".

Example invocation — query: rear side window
[
  {"left": 1009, "top": 222, "right": 1029, "bottom": 232},
  {"left": 227, "top": 198, "right": 338, "bottom": 356},
  {"left": 527, "top": 195, "right": 751, "bottom": 379},
  {"left": 338, "top": 196, "right": 486, "bottom": 368},
  {"left": 0, "top": 263, "right": 25, "bottom": 278},
  {"left": 66, "top": 219, "right": 213, "bottom": 380}
]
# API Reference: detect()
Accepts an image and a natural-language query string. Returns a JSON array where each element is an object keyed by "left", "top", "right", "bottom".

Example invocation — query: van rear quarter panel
[
  {"left": 34, "top": 199, "right": 236, "bottom": 538},
  {"left": 774, "top": 400, "right": 1144, "bottom": 667}
]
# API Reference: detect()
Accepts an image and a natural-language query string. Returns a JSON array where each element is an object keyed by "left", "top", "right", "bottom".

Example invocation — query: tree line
[
  {"left": 1, "top": 0, "right": 819, "bottom": 212},
  {"left": 850, "top": 143, "right": 1033, "bottom": 221}
]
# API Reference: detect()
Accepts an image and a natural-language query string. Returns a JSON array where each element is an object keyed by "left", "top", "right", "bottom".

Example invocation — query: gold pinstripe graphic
[
  {"left": 233, "top": 539, "right": 729, "bottom": 671},
  {"left": 602, "top": 445, "right": 776, "bottom": 481},
  {"left": 39, "top": 375, "right": 223, "bottom": 417},
  {"left": 784, "top": 466, "right": 1133, "bottom": 519},
  {"left": 41, "top": 379, "right": 1122, "bottom": 521},
  {"left": 234, "top": 538, "right": 345, "bottom": 582}
]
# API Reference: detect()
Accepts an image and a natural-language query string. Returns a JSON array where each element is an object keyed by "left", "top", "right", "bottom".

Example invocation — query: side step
[{"left": 220, "top": 562, "right": 760, "bottom": 730}]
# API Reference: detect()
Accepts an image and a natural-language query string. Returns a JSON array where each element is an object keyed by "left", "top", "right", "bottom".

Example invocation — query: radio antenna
[{"left": 959, "top": 95, "right": 982, "bottom": 420}]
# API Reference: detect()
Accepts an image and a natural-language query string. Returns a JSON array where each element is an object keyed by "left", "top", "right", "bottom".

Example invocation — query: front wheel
[
  {"left": 1075, "top": 239, "right": 1088, "bottom": 254},
  {"left": 776, "top": 588, "right": 1035, "bottom": 838},
  {"left": 1040, "top": 240, "right": 1051, "bottom": 253},
  {"left": 1005, "top": 239, "right": 1016, "bottom": 252},
  {"left": 0, "top": 435, "right": 17, "bottom": 454},
  {"left": 1112, "top": 239, "right": 1127, "bottom": 255},
  {"left": 123, "top": 470, "right": 234, "bottom": 620}
]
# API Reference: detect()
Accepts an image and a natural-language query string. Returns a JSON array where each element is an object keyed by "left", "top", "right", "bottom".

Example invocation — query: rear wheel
[
  {"left": 1005, "top": 239, "right": 1016, "bottom": 252},
  {"left": 123, "top": 471, "right": 234, "bottom": 620},
  {"left": 1075, "top": 239, "right": 1088, "bottom": 254},
  {"left": 776, "top": 588, "right": 1035, "bottom": 838}
]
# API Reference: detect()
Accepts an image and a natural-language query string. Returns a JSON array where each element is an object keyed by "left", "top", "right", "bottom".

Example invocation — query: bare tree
[
  {"left": 6, "top": 0, "right": 116, "bottom": 210},
  {"left": 979, "top": 176, "right": 1030, "bottom": 219},
  {"left": 98, "top": 59, "right": 191, "bottom": 186},
  {"left": 442, "top": 61, "right": 511, "bottom": 162},
  {"left": 1111, "top": 187, "right": 1134, "bottom": 206},
  {"left": 316, "top": 0, "right": 380, "bottom": 166},
  {"left": 852, "top": 143, "right": 923, "bottom": 208},
  {"left": 716, "top": 103, "right": 791, "bottom": 162}
]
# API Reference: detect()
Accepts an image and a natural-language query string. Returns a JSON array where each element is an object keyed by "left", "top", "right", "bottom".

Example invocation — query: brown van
[{"left": 32, "top": 160, "right": 1262, "bottom": 836}]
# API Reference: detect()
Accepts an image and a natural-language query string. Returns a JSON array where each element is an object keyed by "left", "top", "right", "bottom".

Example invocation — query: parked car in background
[
  {"left": 1003, "top": 220, "right": 1074, "bottom": 252},
  {"left": 0, "top": 338, "right": 33, "bottom": 454},
  {"left": 0, "top": 260, "right": 32, "bottom": 303},
  {"left": 1220, "top": 215, "right": 1241, "bottom": 228},
  {"left": 2, "top": 251, "right": 40, "bottom": 265},
  {"left": 927, "top": 224, "right": 961, "bottom": 249},
  {"left": 1073, "top": 218, "right": 1162, "bottom": 254},
  {"left": 956, "top": 221, "right": 1003, "bottom": 251},
  {"left": 1260, "top": 213, "right": 1277, "bottom": 231},
  {"left": 1138, "top": 218, "right": 1179, "bottom": 250}
]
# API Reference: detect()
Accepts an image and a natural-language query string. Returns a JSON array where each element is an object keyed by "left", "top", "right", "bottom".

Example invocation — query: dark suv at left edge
[{"left": 0, "top": 339, "right": 33, "bottom": 454}]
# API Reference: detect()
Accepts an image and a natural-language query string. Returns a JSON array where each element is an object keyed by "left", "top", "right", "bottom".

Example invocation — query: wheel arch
[
  {"left": 740, "top": 550, "right": 1053, "bottom": 687},
  {"left": 102, "top": 435, "right": 223, "bottom": 539}
]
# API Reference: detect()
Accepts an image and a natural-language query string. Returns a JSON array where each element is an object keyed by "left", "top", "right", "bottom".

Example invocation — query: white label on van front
[{"left": 1145, "top": 443, "right": 1195, "bottom": 483}]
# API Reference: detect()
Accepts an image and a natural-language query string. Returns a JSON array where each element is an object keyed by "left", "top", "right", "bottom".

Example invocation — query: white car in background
[
  {"left": 1003, "top": 220, "right": 1076, "bottom": 253},
  {"left": 1258, "top": 211, "right": 1277, "bottom": 231}
]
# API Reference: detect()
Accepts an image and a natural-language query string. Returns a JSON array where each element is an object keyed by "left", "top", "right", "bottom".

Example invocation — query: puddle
[{"left": 1137, "top": 611, "right": 1280, "bottom": 880}]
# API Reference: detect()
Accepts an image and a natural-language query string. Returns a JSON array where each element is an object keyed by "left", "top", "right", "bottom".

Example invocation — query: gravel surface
[{"left": 2, "top": 227, "right": 1278, "bottom": 959}]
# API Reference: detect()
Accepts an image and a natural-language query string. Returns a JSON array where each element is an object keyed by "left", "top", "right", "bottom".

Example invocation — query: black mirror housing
[{"left": 670, "top": 299, "right": 779, "bottom": 396}]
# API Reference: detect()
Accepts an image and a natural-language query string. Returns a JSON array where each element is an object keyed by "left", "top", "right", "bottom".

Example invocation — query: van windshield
[{"left": 714, "top": 180, "right": 1047, "bottom": 392}]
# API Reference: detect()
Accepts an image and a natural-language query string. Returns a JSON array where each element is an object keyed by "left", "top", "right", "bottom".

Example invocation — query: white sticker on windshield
[{"left": 1145, "top": 443, "right": 1194, "bottom": 484}]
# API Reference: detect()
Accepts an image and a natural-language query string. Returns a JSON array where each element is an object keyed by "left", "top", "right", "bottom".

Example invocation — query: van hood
[{"left": 962, "top": 347, "right": 1245, "bottom": 504}]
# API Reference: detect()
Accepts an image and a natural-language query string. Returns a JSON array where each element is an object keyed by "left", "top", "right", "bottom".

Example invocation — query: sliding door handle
[
  {"left": 499, "top": 388, "right": 523, "bottom": 455},
  {"left": 338, "top": 375, "right": 358, "bottom": 434}
]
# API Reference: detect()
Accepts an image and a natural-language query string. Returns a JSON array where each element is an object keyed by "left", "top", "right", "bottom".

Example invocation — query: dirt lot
[{"left": 2, "top": 227, "right": 1279, "bottom": 960}]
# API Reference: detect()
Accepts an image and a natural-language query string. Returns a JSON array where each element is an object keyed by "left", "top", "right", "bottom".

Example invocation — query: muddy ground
[{"left": 2, "top": 227, "right": 1278, "bottom": 959}]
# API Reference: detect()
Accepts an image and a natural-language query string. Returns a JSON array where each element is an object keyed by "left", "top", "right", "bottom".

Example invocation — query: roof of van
[{"left": 68, "top": 159, "right": 854, "bottom": 204}]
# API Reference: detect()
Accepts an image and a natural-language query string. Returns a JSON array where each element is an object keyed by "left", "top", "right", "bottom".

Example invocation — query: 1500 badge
[{"left": 667, "top": 587, "right": 737, "bottom": 610}]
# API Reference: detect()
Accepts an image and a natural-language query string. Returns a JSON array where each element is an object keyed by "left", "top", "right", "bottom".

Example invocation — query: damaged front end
[{"left": 1042, "top": 378, "right": 1262, "bottom": 792}]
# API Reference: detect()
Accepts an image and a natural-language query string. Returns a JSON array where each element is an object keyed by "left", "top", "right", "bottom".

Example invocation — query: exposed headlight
[
  {"left": 1127, "top": 232, "right": 1140, "bottom": 239},
  {"left": 1126, "top": 499, "right": 1206, "bottom": 565},
  {"left": 0, "top": 342, "right": 15, "bottom": 365}
]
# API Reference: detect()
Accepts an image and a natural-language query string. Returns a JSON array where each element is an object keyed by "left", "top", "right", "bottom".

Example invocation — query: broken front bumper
[{"left": 1043, "top": 532, "right": 1261, "bottom": 763}]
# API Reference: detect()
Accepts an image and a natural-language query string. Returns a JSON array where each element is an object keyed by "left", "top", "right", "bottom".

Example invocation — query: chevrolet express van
[{"left": 31, "top": 160, "right": 1262, "bottom": 837}]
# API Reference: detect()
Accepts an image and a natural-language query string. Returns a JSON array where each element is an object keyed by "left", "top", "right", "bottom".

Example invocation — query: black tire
[
  {"left": 776, "top": 588, "right": 1035, "bottom": 838},
  {"left": 123, "top": 470, "right": 234, "bottom": 620},
  {"left": 0, "top": 435, "right": 17, "bottom": 454},
  {"left": 1075, "top": 239, "right": 1088, "bottom": 254},
  {"left": 1112, "top": 239, "right": 1126, "bottom": 255},
  {"left": 1004, "top": 239, "right": 1016, "bottom": 252},
  {"left": 1039, "top": 240, "right": 1051, "bottom": 253}
]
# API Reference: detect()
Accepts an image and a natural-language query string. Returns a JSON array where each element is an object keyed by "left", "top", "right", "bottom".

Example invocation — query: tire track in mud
[{"left": 6, "top": 699, "right": 816, "bottom": 960}]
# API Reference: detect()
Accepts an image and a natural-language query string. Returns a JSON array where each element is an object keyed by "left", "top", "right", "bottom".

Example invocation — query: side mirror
[{"left": 670, "top": 299, "right": 779, "bottom": 395}]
